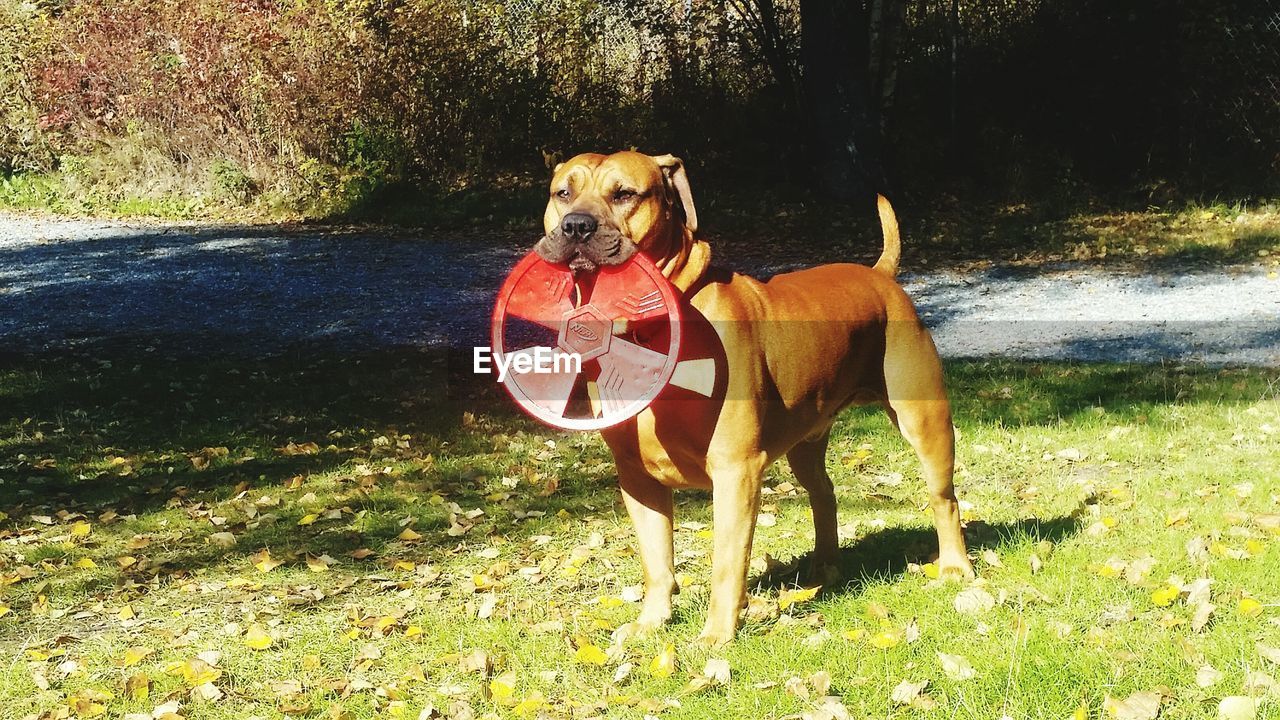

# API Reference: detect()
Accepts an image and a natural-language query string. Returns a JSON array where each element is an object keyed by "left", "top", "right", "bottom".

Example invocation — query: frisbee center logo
[{"left": 558, "top": 304, "right": 611, "bottom": 361}]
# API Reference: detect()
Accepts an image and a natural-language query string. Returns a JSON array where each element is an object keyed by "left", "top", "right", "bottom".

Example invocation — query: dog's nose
[{"left": 561, "top": 213, "right": 598, "bottom": 241}]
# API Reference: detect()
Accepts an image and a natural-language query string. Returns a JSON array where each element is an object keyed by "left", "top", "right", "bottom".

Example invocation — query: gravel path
[{"left": 1, "top": 214, "right": 1277, "bottom": 366}]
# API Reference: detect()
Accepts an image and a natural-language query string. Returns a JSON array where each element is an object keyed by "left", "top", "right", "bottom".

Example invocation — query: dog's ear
[{"left": 651, "top": 154, "right": 698, "bottom": 234}]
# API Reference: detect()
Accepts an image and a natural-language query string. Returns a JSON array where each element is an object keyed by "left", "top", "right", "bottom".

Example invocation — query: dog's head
[{"left": 533, "top": 151, "right": 698, "bottom": 276}]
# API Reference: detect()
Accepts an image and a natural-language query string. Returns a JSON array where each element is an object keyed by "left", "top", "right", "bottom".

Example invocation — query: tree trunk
[{"left": 798, "top": 0, "right": 879, "bottom": 201}]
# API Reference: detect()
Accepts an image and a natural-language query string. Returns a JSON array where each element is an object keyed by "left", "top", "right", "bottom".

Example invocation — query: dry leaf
[
  {"left": 891, "top": 679, "right": 928, "bottom": 705},
  {"left": 1258, "top": 643, "right": 1280, "bottom": 665},
  {"left": 244, "top": 624, "right": 273, "bottom": 650},
  {"left": 1218, "top": 697, "right": 1256, "bottom": 720},
  {"left": 1195, "top": 664, "right": 1224, "bottom": 688},
  {"left": 954, "top": 586, "right": 996, "bottom": 615},
  {"left": 119, "top": 646, "right": 154, "bottom": 667},
  {"left": 779, "top": 585, "right": 821, "bottom": 611},
  {"left": 648, "top": 644, "right": 676, "bottom": 678},
  {"left": 703, "top": 658, "right": 731, "bottom": 685},
  {"left": 1103, "top": 691, "right": 1162, "bottom": 720},
  {"left": 938, "top": 652, "right": 976, "bottom": 681}
]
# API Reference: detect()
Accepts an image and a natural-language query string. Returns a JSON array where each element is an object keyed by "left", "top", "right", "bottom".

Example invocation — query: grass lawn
[{"left": 1, "top": 351, "right": 1278, "bottom": 720}]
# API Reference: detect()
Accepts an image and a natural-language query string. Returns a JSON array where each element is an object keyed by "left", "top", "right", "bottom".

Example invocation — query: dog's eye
[
  {"left": 555, "top": 188, "right": 570, "bottom": 200},
  {"left": 612, "top": 189, "right": 637, "bottom": 202}
]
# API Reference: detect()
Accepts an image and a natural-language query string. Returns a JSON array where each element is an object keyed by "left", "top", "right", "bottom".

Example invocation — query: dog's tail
[{"left": 872, "top": 194, "right": 901, "bottom": 278}]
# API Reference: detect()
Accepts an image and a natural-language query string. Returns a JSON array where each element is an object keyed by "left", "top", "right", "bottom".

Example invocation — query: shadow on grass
[{"left": 751, "top": 511, "right": 1083, "bottom": 595}]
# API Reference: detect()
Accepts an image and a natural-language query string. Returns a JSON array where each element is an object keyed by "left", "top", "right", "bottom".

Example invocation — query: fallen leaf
[
  {"left": 954, "top": 586, "right": 996, "bottom": 615},
  {"left": 891, "top": 679, "right": 928, "bottom": 705},
  {"left": 869, "top": 629, "right": 903, "bottom": 649},
  {"left": 649, "top": 644, "right": 676, "bottom": 678},
  {"left": 244, "top": 624, "right": 274, "bottom": 650},
  {"left": 1238, "top": 597, "right": 1263, "bottom": 618},
  {"left": 1151, "top": 585, "right": 1181, "bottom": 607},
  {"left": 119, "top": 646, "right": 154, "bottom": 667},
  {"left": 250, "top": 549, "right": 283, "bottom": 573},
  {"left": 938, "top": 652, "right": 976, "bottom": 681},
  {"left": 1218, "top": 697, "right": 1256, "bottom": 720},
  {"left": 703, "top": 658, "right": 731, "bottom": 685},
  {"left": 779, "top": 585, "right": 820, "bottom": 611},
  {"left": 1103, "top": 691, "right": 1162, "bottom": 720},
  {"left": 1258, "top": 643, "right": 1280, "bottom": 665},
  {"left": 1195, "top": 664, "right": 1224, "bottom": 688},
  {"left": 575, "top": 643, "right": 607, "bottom": 666}
]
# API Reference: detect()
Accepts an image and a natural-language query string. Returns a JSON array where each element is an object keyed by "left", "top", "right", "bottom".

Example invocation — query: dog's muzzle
[{"left": 534, "top": 213, "right": 638, "bottom": 274}]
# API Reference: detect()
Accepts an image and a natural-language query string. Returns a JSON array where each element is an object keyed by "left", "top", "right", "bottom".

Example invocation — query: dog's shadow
[{"left": 749, "top": 509, "right": 1084, "bottom": 596}]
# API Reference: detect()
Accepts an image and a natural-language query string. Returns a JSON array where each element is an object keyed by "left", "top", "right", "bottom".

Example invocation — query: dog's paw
[
  {"left": 612, "top": 614, "right": 667, "bottom": 644},
  {"left": 808, "top": 559, "right": 842, "bottom": 586},
  {"left": 937, "top": 556, "right": 976, "bottom": 580},
  {"left": 693, "top": 626, "right": 734, "bottom": 648}
]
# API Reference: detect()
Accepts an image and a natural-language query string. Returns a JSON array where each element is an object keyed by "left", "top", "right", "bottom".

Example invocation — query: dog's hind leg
[
  {"left": 882, "top": 333, "right": 975, "bottom": 580},
  {"left": 786, "top": 431, "right": 840, "bottom": 581}
]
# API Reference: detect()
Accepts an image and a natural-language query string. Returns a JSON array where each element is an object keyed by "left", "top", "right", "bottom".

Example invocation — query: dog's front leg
[
  {"left": 614, "top": 472, "right": 676, "bottom": 641},
  {"left": 697, "top": 464, "right": 764, "bottom": 646}
]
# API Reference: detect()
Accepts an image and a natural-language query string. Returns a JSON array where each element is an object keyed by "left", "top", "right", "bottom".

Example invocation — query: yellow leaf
[
  {"left": 1102, "top": 516, "right": 1118, "bottom": 528},
  {"left": 75, "top": 558, "right": 97, "bottom": 569},
  {"left": 575, "top": 643, "right": 608, "bottom": 666},
  {"left": 393, "top": 560, "right": 416, "bottom": 572},
  {"left": 121, "top": 646, "right": 154, "bottom": 667},
  {"left": 513, "top": 692, "right": 546, "bottom": 716},
  {"left": 167, "top": 658, "right": 221, "bottom": 687},
  {"left": 1244, "top": 539, "right": 1264, "bottom": 556},
  {"left": 398, "top": 528, "right": 423, "bottom": 542},
  {"left": 779, "top": 585, "right": 821, "bottom": 611},
  {"left": 1151, "top": 585, "right": 1181, "bottom": 607},
  {"left": 305, "top": 554, "right": 330, "bottom": 573},
  {"left": 921, "top": 562, "right": 940, "bottom": 579},
  {"left": 117, "top": 556, "right": 137, "bottom": 569},
  {"left": 244, "top": 624, "right": 274, "bottom": 650},
  {"left": 251, "top": 549, "right": 283, "bottom": 573},
  {"left": 298, "top": 514, "right": 319, "bottom": 526},
  {"left": 649, "top": 644, "right": 676, "bottom": 677},
  {"left": 1239, "top": 598, "right": 1264, "bottom": 618},
  {"left": 0, "top": 604, "right": 10, "bottom": 618},
  {"left": 489, "top": 673, "right": 516, "bottom": 701},
  {"left": 1165, "top": 509, "right": 1189, "bottom": 527},
  {"left": 1069, "top": 702, "right": 1088, "bottom": 720},
  {"left": 117, "top": 605, "right": 136, "bottom": 621},
  {"left": 70, "top": 521, "right": 92, "bottom": 537},
  {"left": 125, "top": 673, "right": 150, "bottom": 701},
  {"left": 870, "top": 629, "right": 903, "bottom": 649},
  {"left": 404, "top": 625, "right": 423, "bottom": 638},
  {"left": 841, "top": 628, "right": 866, "bottom": 641}
]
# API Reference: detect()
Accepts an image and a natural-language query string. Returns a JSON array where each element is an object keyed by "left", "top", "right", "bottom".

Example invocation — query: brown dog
[{"left": 533, "top": 151, "right": 974, "bottom": 645}]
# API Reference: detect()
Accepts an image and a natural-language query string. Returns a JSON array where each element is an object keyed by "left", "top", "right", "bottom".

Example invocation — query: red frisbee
[{"left": 490, "top": 251, "right": 682, "bottom": 430}]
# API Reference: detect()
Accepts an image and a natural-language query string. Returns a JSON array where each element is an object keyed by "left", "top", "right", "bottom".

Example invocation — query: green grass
[{"left": 1, "top": 351, "right": 1278, "bottom": 719}]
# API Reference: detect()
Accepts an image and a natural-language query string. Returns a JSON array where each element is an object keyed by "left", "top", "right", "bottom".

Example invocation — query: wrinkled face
[{"left": 533, "top": 151, "right": 683, "bottom": 274}]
